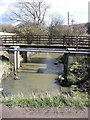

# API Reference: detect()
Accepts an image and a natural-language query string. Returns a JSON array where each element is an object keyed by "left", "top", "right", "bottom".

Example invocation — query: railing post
[
  {"left": 37, "top": 35, "right": 39, "bottom": 45},
  {"left": 63, "top": 36, "right": 65, "bottom": 46},
  {"left": 76, "top": 36, "right": 78, "bottom": 48},
  {"left": 39, "top": 35, "right": 41, "bottom": 44}
]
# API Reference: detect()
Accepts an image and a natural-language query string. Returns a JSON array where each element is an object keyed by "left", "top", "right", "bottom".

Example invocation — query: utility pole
[
  {"left": 67, "top": 12, "right": 69, "bottom": 25},
  {"left": 71, "top": 19, "right": 75, "bottom": 25},
  {"left": 67, "top": 12, "right": 72, "bottom": 25},
  {"left": 88, "top": 1, "right": 90, "bottom": 34}
]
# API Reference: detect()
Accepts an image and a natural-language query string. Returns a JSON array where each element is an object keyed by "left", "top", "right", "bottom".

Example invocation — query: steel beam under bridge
[{"left": 0, "top": 47, "right": 90, "bottom": 55}]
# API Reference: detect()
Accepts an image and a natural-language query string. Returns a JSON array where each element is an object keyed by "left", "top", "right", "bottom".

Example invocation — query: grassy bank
[{"left": 1, "top": 91, "right": 89, "bottom": 109}]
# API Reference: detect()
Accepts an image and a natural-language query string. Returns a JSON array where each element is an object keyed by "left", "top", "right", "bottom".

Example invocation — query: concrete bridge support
[
  {"left": 63, "top": 53, "right": 68, "bottom": 80},
  {"left": 63, "top": 53, "right": 75, "bottom": 80},
  {"left": 14, "top": 46, "right": 20, "bottom": 71},
  {"left": 9, "top": 46, "right": 27, "bottom": 71},
  {"left": 21, "top": 51, "right": 27, "bottom": 63},
  {"left": 9, "top": 46, "right": 20, "bottom": 71}
]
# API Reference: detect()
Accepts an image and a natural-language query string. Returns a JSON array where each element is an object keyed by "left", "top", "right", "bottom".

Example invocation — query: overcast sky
[{"left": 0, "top": 0, "right": 89, "bottom": 25}]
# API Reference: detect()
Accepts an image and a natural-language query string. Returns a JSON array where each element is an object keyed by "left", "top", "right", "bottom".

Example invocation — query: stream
[{"left": 2, "top": 53, "right": 66, "bottom": 97}]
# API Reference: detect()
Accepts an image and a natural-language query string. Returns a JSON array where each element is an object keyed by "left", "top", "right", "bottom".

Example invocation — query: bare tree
[
  {"left": 10, "top": 0, "right": 49, "bottom": 25},
  {"left": 49, "top": 14, "right": 64, "bottom": 36}
]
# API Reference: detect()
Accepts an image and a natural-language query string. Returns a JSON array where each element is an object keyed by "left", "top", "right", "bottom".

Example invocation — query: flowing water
[{"left": 2, "top": 53, "right": 65, "bottom": 97}]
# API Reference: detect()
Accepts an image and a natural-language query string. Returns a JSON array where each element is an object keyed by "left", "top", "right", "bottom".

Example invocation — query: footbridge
[{"left": 0, "top": 34, "right": 90, "bottom": 78}]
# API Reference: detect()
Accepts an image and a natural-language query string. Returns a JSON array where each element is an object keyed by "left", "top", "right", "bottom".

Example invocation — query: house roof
[{"left": 0, "top": 32, "right": 16, "bottom": 36}]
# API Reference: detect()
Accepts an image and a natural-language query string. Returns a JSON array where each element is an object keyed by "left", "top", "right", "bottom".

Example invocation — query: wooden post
[{"left": 63, "top": 36, "right": 65, "bottom": 46}]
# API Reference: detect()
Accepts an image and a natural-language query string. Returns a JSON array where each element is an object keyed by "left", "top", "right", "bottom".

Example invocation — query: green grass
[{"left": 1, "top": 91, "right": 89, "bottom": 109}]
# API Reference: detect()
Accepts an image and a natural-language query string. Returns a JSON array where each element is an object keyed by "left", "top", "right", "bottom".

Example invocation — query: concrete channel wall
[{"left": 0, "top": 63, "right": 11, "bottom": 85}]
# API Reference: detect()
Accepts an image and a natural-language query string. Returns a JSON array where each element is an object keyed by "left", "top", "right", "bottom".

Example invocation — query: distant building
[{"left": 0, "top": 32, "right": 16, "bottom": 36}]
